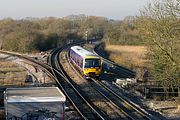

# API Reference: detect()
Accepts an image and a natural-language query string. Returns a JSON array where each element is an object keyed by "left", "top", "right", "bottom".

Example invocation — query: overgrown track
[
  {"left": 0, "top": 50, "right": 53, "bottom": 78},
  {"left": 49, "top": 46, "right": 105, "bottom": 120},
  {"left": 0, "top": 45, "right": 105, "bottom": 119},
  {"left": 93, "top": 43, "right": 136, "bottom": 78}
]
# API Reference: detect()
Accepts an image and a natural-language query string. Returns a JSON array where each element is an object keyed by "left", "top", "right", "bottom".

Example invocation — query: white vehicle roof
[
  {"left": 71, "top": 46, "right": 98, "bottom": 58},
  {"left": 5, "top": 87, "right": 66, "bottom": 103}
]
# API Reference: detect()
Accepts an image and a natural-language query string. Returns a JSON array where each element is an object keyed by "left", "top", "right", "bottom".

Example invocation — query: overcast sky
[{"left": 0, "top": 0, "right": 150, "bottom": 20}]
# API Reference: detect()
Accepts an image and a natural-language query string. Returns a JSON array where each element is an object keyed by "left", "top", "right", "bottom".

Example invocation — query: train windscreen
[{"left": 85, "top": 59, "right": 101, "bottom": 68}]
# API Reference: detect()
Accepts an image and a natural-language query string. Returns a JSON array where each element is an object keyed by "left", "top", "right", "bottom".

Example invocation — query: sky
[{"left": 0, "top": 0, "right": 150, "bottom": 20}]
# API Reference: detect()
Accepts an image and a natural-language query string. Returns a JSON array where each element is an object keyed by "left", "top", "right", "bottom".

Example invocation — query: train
[{"left": 70, "top": 46, "right": 102, "bottom": 79}]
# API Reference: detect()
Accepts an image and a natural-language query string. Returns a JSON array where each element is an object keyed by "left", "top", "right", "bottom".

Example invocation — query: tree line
[
  {"left": 0, "top": 14, "right": 143, "bottom": 53},
  {"left": 103, "top": 16, "right": 144, "bottom": 45},
  {"left": 0, "top": 15, "right": 109, "bottom": 52}
]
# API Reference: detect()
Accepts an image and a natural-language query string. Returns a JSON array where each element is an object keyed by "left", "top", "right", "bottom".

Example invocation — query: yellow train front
[
  {"left": 83, "top": 56, "right": 102, "bottom": 78},
  {"left": 70, "top": 46, "right": 102, "bottom": 79}
]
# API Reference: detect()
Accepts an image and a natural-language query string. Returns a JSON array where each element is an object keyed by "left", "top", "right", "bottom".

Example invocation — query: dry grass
[
  {"left": 0, "top": 72, "right": 27, "bottom": 85},
  {"left": 106, "top": 45, "right": 146, "bottom": 53},
  {"left": 0, "top": 61, "right": 18, "bottom": 68},
  {"left": 0, "top": 61, "right": 27, "bottom": 85},
  {"left": 105, "top": 45, "right": 148, "bottom": 67},
  {"left": 105, "top": 45, "right": 150, "bottom": 80}
]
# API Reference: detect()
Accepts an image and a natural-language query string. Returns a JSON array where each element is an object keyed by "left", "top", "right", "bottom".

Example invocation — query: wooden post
[
  {"left": 144, "top": 87, "right": 147, "bottom": 99},
  {"left": 177, "top": 105, "right": 180, "bottom": 113}
]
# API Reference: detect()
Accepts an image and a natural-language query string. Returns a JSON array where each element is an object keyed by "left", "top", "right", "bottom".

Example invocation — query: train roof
[{"left": 70, "top": 46, "right": 98, "bottom": 58}]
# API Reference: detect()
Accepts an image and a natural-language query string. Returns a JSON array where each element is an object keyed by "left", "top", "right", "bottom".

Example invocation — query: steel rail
[
  {"left": 64, "top": 47, "right": 137, "bottom": 120},
  {"left": 49, "top": 46, "right": 105, "bottom": 120},
  {"left": 92, "top": 78, "right": 153, "bottom": 120},
  {"left": 92, "top": 44, "right": 153, "bottom": 120},
  {"left": 0, "top": 50, "right": 53, "bottom": 76},
  {"left": 65, "top": 45, "right": 153, "bottom": 120},
  {"left": 0, "top": 49, "right": 90, "bottom": 119}
]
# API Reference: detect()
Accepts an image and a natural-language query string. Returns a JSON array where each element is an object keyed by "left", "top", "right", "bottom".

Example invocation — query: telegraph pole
[{"left": 85, "top": 30, "right": 88, "bottom": 44}]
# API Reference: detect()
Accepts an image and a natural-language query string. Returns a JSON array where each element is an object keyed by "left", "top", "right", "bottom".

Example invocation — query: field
[
  {"left": 105, "top": 45, "right": 150, "bottom": 81},
  {"left": 0, "top": 60, "right": 27, "bottom": 86},
  {"left": 0, "top": 54, "right": 27, "bottom": 86}
]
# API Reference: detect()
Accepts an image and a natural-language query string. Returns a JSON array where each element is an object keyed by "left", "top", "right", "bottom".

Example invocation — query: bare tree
[{"left": 136, "top": 0, "right": 180, "bottom": 97}]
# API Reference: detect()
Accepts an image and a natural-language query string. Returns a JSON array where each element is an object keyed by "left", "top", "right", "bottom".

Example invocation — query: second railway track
[{"left": 1, "top": 43, "right": 154, "bottom": 120}]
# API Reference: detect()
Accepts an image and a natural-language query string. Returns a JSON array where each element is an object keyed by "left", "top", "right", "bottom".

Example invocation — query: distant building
[{"left": 4, "top": 87, "right": 66, "bottom": 120}]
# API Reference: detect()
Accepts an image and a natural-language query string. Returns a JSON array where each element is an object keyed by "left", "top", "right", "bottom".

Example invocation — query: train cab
[{"left": 70, "top": 46, "right": 102, "bottom": 79}]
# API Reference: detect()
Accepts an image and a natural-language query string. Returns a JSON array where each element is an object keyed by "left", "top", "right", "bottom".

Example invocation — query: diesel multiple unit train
[{"left": 70, "top": 46, "right": 102, "bottom": 79}]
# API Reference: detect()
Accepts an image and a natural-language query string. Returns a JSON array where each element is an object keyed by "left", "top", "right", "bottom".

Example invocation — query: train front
[{"left": 83, "top": 57, "right": 102, "bottom": 79}]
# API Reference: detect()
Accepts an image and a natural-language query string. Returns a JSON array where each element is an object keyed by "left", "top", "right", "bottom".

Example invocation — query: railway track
[
  {"left": 0, "top": 41, "right": 154, "bottom": 120},
  {"left": 90, "top": 78, "right": 153, "bottom": 120},
  {"left": 0, "top": 48, "right": 103, "bottom": 119},
  {"left": 0, "top": 50, "right": 81, "bottom": 119},
  {"left": 1, "top": 43, "right": 107, "bottom": 119},
  {"left": 0, "top": 50, "right": 52, "bottom": 76},
  {"left": 63, "top": 45, "right": 154, "bottom": 120},
  {"left": 93, "top": 43, "right": 136, "bottom": 78},
  {"left": 49, "top": 46, "right": 105, "bottom": 120},
  {"left": 60, "top": 48, "right": 133, "bottom": 119},
  {"left": 93, "top": 43, "right": 155, "bottom": 120}
]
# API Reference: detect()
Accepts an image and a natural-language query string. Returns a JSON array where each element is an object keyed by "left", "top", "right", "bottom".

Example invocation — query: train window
[
  {"left": 72, "top": 51, "right": 75, "bottom": 60},
  {"left": 85, "top": 59, "right": 101, "bottom": 68},
  {"left": 94, "top": 59, "right": 101, "bottom": 67},
  {"left": 77, "top": 57, "right": 79, "bottom": 65},
  {"left": 79, "top": 59, "right": 83, "bottom": 68},
  {"left": 75, "top": 53, "right": 77, "bottom": 62}
]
